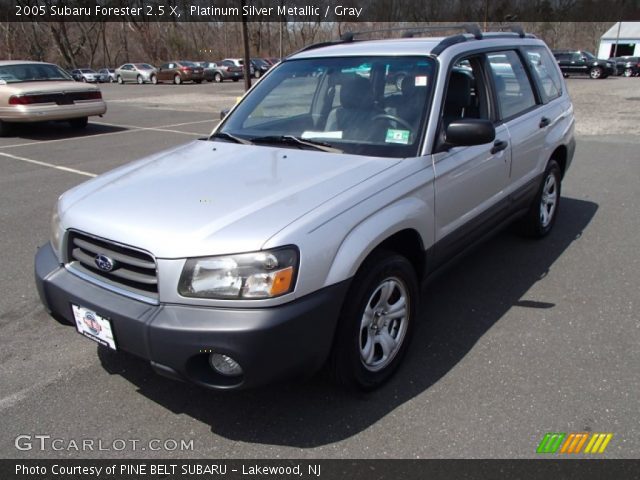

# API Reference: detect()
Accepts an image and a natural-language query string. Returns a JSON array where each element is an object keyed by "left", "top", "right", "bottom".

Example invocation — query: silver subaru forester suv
[{"left": 36, "top": 25, "right": 575, "bottom": 391}]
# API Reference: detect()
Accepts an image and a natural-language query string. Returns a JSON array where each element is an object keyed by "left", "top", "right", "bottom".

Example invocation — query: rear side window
[
  {"left": 488, "top": 51, "right": 537, "bottom": 120},
  {"left": 523, "top": 47, "right": 563, "bottom": 103}
]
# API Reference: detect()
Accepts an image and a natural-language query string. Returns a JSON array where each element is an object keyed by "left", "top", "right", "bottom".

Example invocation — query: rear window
[
  {"left": 0, "top": 63, "right": 72, "bottom": 84},
  {"left": 488, "top": 51, "right": 537, "bottom": 120},
  {"left": 523, "top": 47, "right": 563, "bottom": 103}
]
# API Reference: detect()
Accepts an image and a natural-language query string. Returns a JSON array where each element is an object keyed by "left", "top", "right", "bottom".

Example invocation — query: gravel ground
[{"left": 567, "top": 77, "right": 640, "bottom": 136}]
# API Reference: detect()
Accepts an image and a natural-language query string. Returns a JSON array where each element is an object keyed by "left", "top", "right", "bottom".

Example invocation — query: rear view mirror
[
  {"left": 220, "top": 108, "right": 230, "bottom": 120},
  {"left": 444, "top": 118, "right": 495, "bottom": 148}
]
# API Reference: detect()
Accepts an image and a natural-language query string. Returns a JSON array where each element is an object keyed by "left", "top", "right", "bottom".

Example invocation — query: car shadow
[
  {"left": 3, "top": 121, "right": 126, "bottom": 141},
  {"left": 97, "top": 196, "right": 598, "bottom": 448}
]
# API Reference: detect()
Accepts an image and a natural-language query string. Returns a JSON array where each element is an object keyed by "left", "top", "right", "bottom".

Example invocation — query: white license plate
[{"left": 72, "top": 305, "right": 117, "bottom": 350}]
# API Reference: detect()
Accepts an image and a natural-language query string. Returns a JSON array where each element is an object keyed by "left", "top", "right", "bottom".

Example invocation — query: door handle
[
  {"left": 539, "top": 117, "right": 551, "bottom": 128},
  {"left": 491, "top": 139, "right": 508, "bottom": 154}
]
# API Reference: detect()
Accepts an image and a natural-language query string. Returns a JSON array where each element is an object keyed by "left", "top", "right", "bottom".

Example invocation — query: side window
[
  {"left": 571, "top": 53, "right": 583, "bottom": 62},
  {"left": 442, "top": 56, "right": 490, "bottom": 125},
  {"left": 487, "top": 51, "right": 537, "bottom": 120},
  {"left": 523, "top": 47, "right": 563, "bottom": 103}
]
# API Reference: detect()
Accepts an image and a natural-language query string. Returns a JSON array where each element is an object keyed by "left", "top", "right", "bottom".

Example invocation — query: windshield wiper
[
  {"left": 250, "top": 135, "right": 342, "bottom": 153},
  {"left": 210, "top": 131, "right": 254, "bottom": 145}
]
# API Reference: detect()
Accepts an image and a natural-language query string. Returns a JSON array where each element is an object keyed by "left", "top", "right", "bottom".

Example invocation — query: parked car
[
  {"left": 97, "top": 68, "right": 117, "bottom": 83},
  {"left": 156, "top": 61, "right": 204, "bottom": 84},
  {"left": 551, "top": 50, "right": 615, "bottom": 79},
  {"left": 609, "top": 56, "right": 640, "bottom": 77},
  {"left": 250, "top": 58, "right": 271, "bottom": 78},
  {"left": 0, "top": 61, "right": 106, "bottom": 136},
  {"left": 215, "top": 60, "right": 243, "bottom": 82},
  {"left": 195, "top": 61, "right": 242, "bottom": 83},
  {"left": 115, "top": 63, "right": 157, "bottom": 84},
  {"left": 36, "top": 25, "right": 575, "bottom": 391},
  {"left": 265, "top": 57, "right": 281, "bottom": 66},
  {"left": 222, "top": 58, "right": 254, "bottom": 77},
  {"left": 70, "top": 68, "right": 101, "bottom": 83}
]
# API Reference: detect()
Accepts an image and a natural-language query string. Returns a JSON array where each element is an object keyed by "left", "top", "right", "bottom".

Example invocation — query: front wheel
[
  {"left": 590, "top": 67, "right": 603, "bottom": 79},
  {"left": 136, "top": 75, "right": 143, "bottom": 84},
  {"left": 150, "top": 74, "right": 158, "bottom": 84},
  {"left": 117, "top": 75, "right": 123, "bottom": 84},
  {"left": 517, "top": 160, "right": 562, "bottom": 238},
  {"left": 624, "top": 68, "right": 633, "bottom": 77},
  {"left": 214, "top": 73, "right": 223, "bottom": 83},
  {"left": 174, "top": 74, "right": 181, "bottom": 85},
  {"left": 328, "top": 250, "right": 418, "bottom": 390}
]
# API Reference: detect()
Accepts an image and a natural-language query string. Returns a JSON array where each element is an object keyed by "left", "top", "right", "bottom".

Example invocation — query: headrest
[
  {"left": 340, "top": 76, "right": 374, "bottom": 109},
  {"left": 446, "top": 70, "right": 472, "bottom": 109}
]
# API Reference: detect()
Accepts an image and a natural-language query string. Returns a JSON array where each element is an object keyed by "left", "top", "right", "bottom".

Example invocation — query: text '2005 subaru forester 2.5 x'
[{"left": 36, "top": 24, "right": 575, "bottom": 391}]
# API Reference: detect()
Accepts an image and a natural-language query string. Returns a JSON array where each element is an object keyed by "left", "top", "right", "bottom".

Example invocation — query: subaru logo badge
[{"left": 94, "top": 254, "right": 115, "bottom": 272}]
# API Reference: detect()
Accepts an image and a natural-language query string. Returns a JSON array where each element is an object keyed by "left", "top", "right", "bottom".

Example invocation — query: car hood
[
  {"left": 1, "top": 80, "right": 99, "bottom": 95},
  {"left": 59, "top": 140, "right": 399, "bottom": 258}
]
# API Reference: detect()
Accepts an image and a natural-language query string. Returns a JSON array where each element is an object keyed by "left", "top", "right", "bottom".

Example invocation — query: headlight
[
  {"left": 50, "top": 204, "right": 62, "bottom": 259},
  {"left": 178, "top": 247, "right": 299, "bottom": 299}
]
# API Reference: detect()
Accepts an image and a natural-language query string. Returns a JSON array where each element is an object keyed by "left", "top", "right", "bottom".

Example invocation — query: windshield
[
  {"left": 135, "top": 63, "right": 154, "bottom": 70},
  {"left": 583, "top": 51, "right": 596, "bottom": 60},
  {"left": 179, "top": 61, "right": 198, "bottom": 67},
  {"left": 80, "top": 69, "right": 96, "bottom": 73},
  {"left": 216, "top": 56, "right": 435, "bottom": 158},
  {"left": 0, "top": 63, "right": 72, "bottom": 84}
]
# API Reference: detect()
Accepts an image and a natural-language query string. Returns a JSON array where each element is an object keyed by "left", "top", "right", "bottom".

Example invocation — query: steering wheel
[{"left": 371, "top": 113, "right": 414, "bottom": 132}]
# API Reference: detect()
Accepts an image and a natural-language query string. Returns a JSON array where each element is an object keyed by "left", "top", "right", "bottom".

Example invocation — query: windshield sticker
[
  {"left": 301, "top": 130, "right": 343, "bottom": 139},
  {"left": 385, "top": 129, "right": 410, "bottom": 144},
  {"left": 415, "top": 76, "right": 428, "bottom": 86}
]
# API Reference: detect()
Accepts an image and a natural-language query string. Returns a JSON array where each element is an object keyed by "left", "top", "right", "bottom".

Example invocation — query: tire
[
  {"left": 69, "top": 117, "right": 88, "bottom": 130},
  {"left": 117, "top": 75, "right": 123, "bottom": 84},
  {"left": 109, "top": 77, "right": 114, "bottom": 83},
  {"left": 81, "top": 77, "right": 87, "bottom": 82},
  {"left": 136, "top": 75, "right": 143, "bottom": 84},
  {"left": 517, "top": 159, "right": 562, "bottom": 238},
  {"left": 624, "top": 68, "right": 633, "bottom": 77},
  {"left": 0, "top": 120, "right": 12, "bottom": 137},
  {"left": 589, "top": 67, "right": 603, "bottom": 79},
  {"left": 328, "top": 250, "right": 418, "bottom": 391},
  {"left": 173, "top": 74, "right": 182, "bottom": 85},
  {"left": 214, "top": 73, "right": 223, "bottom": 83},
  {"left": 150, "top": 74, "right": 158, "bottom": 85},
  {"left": 254, "top": 70, "right": 261, "bottom": 79}
]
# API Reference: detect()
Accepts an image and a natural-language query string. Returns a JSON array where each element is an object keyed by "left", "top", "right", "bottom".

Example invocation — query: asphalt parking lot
[{"left": 0, "top": 78, "right": 638, "bottom": 459}]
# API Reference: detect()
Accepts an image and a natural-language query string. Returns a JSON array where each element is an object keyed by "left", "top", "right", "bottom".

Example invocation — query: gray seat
[{"left": 326, "top": 76, "right": 381, "bottom": 139}]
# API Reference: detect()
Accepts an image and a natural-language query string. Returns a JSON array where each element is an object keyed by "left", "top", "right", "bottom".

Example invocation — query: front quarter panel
[{"left": 263, "top": 156, "right": 435, "bottom": 298}]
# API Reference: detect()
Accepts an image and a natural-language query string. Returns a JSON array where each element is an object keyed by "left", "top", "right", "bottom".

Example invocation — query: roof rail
[
  {"left": 340, "top": 23, "right": 483, "bottom": 42},
  {"left": 484, "top": 24, "right": 536, "bottom": 39}
]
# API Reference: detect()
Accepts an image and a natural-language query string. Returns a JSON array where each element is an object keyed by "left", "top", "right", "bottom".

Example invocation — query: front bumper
[{"left": 35, "top": 242, "right": 349, "bottom": 390}]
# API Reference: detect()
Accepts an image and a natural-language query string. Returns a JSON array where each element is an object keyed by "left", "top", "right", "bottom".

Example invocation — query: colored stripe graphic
[
  {"left": 584, "top": 433, "right": 613, "bottom": 454},
  {"left": 559, "top": 433, "right": 589, "bottom": 454},
  {"left": 537, "top": 433, "right": 566, "bottom": 453},
  {"left": 539, "top": 433, "right": 613, "bottom": 454}
]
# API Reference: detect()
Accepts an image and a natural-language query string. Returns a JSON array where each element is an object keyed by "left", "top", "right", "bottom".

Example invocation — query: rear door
[{"left": 487, "top": 49, "right": 550, "bottom": 204}]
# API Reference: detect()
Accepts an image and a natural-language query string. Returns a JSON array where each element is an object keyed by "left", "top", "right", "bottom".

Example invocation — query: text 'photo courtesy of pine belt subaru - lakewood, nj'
[{"left": 35, "top": 24, "right": 575, "bottom": 391}]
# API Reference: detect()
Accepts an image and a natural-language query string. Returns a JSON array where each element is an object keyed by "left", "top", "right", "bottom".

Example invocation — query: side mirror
[
  {"left": 443, "top": 118, "right": 495, "bottom": 149},
  {"left": 220, "top": 108, "right": 231, "bottom": 120}
]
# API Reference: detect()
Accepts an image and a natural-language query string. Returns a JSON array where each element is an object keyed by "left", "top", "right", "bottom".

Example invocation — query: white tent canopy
[
  {"left": 598, "top": 22, "right": 640, "bottom": 58},
  {"left": 601, "top": 22, "right": 640, "bottom": 40}
]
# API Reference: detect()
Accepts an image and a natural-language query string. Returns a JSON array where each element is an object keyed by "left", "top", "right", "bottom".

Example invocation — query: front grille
[{"left": 66, "top": 231, "right": 158, "bottom": 301}]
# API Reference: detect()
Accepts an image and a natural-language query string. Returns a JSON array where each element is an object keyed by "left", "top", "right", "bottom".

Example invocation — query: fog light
[{"left": 209, "top": 353, "right": 243, "bottom": 377}]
